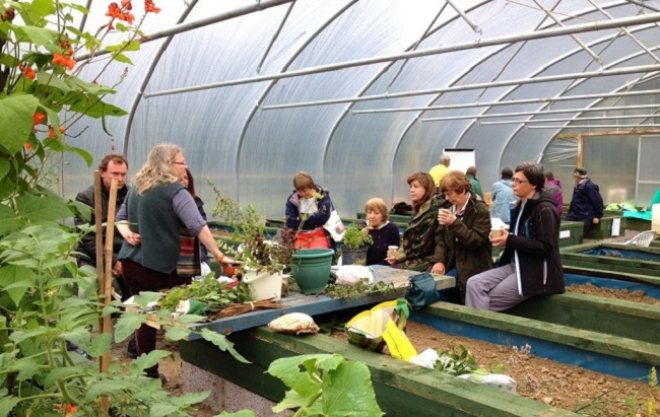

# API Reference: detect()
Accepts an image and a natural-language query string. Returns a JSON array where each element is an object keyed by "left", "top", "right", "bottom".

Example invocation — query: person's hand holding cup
[
  {"left": 438, "top": 208, "right": 453, "bottom": 225},
  {"left": 386, "top": 245, "right": 399, "bottom": 264},
  {"left": 490, "top": 227, "right": 508, "bottom": 247}
]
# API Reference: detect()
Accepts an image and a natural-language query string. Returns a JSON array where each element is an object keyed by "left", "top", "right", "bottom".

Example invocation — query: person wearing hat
[{"left": 565, "top": 167, "right": 604, "bottom": 232}]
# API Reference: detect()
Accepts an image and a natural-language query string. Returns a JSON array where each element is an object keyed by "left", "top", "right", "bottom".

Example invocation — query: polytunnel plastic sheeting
[
  {"left": 63, "top": 40, "right": 168, "bottom": 198},
  {"left": 55, "top": 0, "right": 660, "bottom": 221}
]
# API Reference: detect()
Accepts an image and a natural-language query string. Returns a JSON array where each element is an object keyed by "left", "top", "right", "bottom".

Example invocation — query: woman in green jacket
[{"left": 387, "top": 172, "right": 445, "bottom": 272}]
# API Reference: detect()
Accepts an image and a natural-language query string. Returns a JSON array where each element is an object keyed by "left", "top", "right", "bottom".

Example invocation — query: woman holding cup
[
  {"left": 465, "top": 162, "right": 565, "bottom": 311},
  {"left": 362, "top": 198, "right": 400, "bottom": 265},
  {"left": 435, "top": 171, "right": 493, "bottom": 302},
  {"left": 387, "top": 172, "right": 445, "bottom": 272}
]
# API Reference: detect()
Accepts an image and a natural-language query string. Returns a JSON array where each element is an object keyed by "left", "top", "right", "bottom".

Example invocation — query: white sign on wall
[{"left": 443, "top": 149, "right": 476, "bottom": 175}]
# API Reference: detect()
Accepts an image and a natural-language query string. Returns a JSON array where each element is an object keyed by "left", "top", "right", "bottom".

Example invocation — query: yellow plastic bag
[{"left": 345, "top": 298, "right": 410, "bottom": 352}]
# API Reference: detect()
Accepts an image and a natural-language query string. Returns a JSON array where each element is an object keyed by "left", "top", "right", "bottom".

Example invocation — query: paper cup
[
  {"left": 491, "top": 229, "right": 504, "bottom": 238},
  {"left": 387, "top": 245, "right": 399, "bottom": 258},
  {"left": 438, "top": 208, "right": 450, "bottom": 224}
]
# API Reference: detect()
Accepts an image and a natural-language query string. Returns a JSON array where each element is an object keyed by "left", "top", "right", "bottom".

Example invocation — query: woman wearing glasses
[
  {"left": 465, "top": 162, "right": 564, "bottom": 311},
  {"left": 115, "top": 143, "right": 235, "bottom": 379}
]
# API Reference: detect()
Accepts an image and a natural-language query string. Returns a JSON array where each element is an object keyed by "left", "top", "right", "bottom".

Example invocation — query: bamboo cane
[
  {"left": 100, "top": 179, "right": 118, "bottom": 415},
  {"left": 94, "top": 172, "right": 103, "bottom": 326}
]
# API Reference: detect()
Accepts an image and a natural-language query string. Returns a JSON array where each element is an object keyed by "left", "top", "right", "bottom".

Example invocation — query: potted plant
[
  {"left": 341, "top": 222, "right": 374, "bottom": 265},
  {"left": 210, "top": 183, "right": 291, "bottom": 300}
]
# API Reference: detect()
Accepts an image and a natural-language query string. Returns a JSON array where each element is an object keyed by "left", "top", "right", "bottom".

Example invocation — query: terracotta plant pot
[{"left": 222, "top": 262, "right": 243, "bottom": 278}]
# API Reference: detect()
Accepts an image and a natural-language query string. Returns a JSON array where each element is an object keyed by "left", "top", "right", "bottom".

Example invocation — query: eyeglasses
[{"left": 512, "top": 178, "right": 529, "bottom": 185}]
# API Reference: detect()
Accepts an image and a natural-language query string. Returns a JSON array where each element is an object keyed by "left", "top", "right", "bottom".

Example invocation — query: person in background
[
  {"left": 75, "top": 153, "right": 131, "bottom": 299},
  {"left": 74, "top": 153, "right": 136, "bottom": 358},
  {"left": 466, "top": 166, "right": 484, "bottom": 198},
  {"left": 116, "top": 144, "right": 234, "bottom": 379},
  {"left": 429, "top": 153, "right": 451, "bottom": 192},
  {"left": 362, "top": 198, "right": 400, "bottom": 266},
  {"left": 490, "top": 167, "right": 517, "bottom": 224},
  {"left": 285, "top": 171, "right": 335, "bottom": 249},
  {"left": 182, "top": 168, "right": 210, "bottom": 275},
  {"left": 465, "top": 162, "right": 564, "bottom": 311},
  {"left": 543, "top": 171, "right": 563, "bottom": 215},
  {"left": 435, "top": 171, "right": 492, "bottom": 302},
  {"left": 566, "top": 167, "right": 603, "bottom": 233},
  {"left": 387, "top": 172, "right": 446, "bottom": 272}
]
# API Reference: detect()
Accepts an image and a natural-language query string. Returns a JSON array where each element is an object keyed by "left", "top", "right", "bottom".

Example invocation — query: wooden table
[{"left": 186, "top": 265, "right": 454, "bottom": 339}]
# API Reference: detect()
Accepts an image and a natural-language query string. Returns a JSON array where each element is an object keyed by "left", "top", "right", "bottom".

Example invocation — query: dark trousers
[{"left": 121, "top": 259, "right": 191, "bottom": 360}]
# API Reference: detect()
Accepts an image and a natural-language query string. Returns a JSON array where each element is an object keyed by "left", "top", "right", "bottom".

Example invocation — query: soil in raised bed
[
  {"left": 112, "top": 281, "right": 660, "bottom": 416},
  {"left": 567, "top": 282, "right": 660, "bottom": 306},
  {"left": 332, "top": 321, "right": 660, "bottom": 417}
]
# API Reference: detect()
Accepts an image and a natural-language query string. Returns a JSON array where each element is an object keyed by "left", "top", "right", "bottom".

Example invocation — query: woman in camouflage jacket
[{"left": 388, "top": 172, "right": 446, "bottom": 272}]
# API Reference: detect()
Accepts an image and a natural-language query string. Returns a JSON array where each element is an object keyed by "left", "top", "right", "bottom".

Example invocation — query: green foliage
[
  {"left": 323, "top": 278, "right": 397, "bottom": 299},
  {"left": 342, "top": 223, "right": 373, "bottom": 249},
  {"left": 209, "top": 180, "right": 294, "bottom": 273},
  {"left": 0, "top": 222, "right": 215, "bottom": 416},
  {"left": 435, "top": 344, "right": 480, "bottom": 376},
  {"left": 267, "top": 354, "right": 384, "bottom": 417},
  {"left": 159, "top": 275, "right": 251, "bottom": 312}
]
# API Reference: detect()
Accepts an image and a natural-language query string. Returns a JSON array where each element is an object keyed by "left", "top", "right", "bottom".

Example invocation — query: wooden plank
[
  {"left": 421, "top": 303, "right": 659, "bottom": 380},
  {"left": 563, "top": 265, "right": 660, "bottom": 287},
  {"left": 506, "top": 292, "right": 660, "bottom": 344},
  {"left": 180, "top": 329, "right": 579, "bottom": 417}
]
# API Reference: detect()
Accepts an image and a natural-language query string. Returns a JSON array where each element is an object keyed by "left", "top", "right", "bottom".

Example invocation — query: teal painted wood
[
  {"left": 506, "top": 292, "right": 660, "bottom": 344},
  {"left": 561, "top": 243, "right": 660, "bottom": 276},
  {"left": 420, "top": 303, "right": 659, "bottom": 381},
  {"left": 179, "top": 329, "right": 579, "bottom": 417},
  {"left": 563, "top": 265, "right": 660, "bottom": 288},
  {"left": 583, "top": 216, "right": 619, "bottom": 240}
]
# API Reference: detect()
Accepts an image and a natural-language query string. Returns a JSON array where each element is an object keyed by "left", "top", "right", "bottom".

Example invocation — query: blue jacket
[
  {"left": 285, "top": 185, "right": 333, "bottom": 230},
  {"left": 568, "top": 178, "right": 604, "bottom": 220},
  {"left": 490, "top": 179, "right": 517, "bottom": 224}
]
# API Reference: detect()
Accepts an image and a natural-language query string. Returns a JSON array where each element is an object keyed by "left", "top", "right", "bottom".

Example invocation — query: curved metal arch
[
  {"left": 496, "top": 28, "right": 660, "bottom": 166},
  {"left": 440, "top": 2, "right": 655, "bottom": 168},
  {"left": 388, "top": 0, "right": 565, "bottom": 175},
  {"left": 235, "top": 0, "right": 359, "bottom": 197},
  {"left": 121, "top": 0, "right": 200, "bottom": 155},
  {"left": 318, "top": 0, "right": 496, "bottom": 200}
]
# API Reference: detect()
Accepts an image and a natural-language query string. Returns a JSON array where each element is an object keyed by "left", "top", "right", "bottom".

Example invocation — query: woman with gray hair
[
  {"left": 116, "top": 143, "right": 235, "bottom": 378},
  {"left": 465, "top": 162, "right": 564, "bottom": 311}
]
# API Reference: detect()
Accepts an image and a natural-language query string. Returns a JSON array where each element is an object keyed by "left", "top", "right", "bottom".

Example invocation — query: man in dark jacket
[
  {"left": 75, "top": 154, "right": 129, "bottom": 291},
  {"left": 566, "top": 167, "right": 604, "bottom": 233},
  {"left": 74, "top": 153, "right": 136, "bottom": 357},
  {"left": 465, "top": 162, "right": 564, "bottom": 311}
]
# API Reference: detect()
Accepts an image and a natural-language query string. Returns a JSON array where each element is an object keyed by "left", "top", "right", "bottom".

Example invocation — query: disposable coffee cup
[
  {"left": 387, "top": 245, "right": 399, "bottom": 258},
  {"left": 491, "top": 228, "right": 504, "bottom": 238},
  {"left": 438, "top": 208, "right": 450, "bottom": 224}
]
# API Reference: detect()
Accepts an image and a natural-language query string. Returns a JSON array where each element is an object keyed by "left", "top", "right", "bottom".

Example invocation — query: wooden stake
[
  {"left": 576, "top": 134, "right": 583, "bottom": 168},
  {"left": 93, "top": 172, "right": 104, "bottom": 328},
  {"left": 100, "top": 178, "right": 118, "bottom": 415}
]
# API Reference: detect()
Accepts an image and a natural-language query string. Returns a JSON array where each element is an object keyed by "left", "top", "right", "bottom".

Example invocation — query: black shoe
[
  {"left": 126, "top": 335, "right": 138, "bottom": 359},
  {"left": 144, "top": 365, "right": 159, "bottom": 379}
]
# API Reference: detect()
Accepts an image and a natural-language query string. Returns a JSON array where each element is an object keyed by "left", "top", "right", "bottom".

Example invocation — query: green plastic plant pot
[{"left": 291, "top": 249, "right": 334, "bottom": 294}]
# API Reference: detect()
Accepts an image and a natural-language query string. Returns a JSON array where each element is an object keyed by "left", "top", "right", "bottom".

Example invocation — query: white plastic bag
[
  {"left": 335, "top": 265, "right": 374, "bottom": 285},
  {"left": 409, "top": 348, "right": 439, "bottom": 369},
  {"left": 458, "top": 373, "right": 518, "bottom": 394}
]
